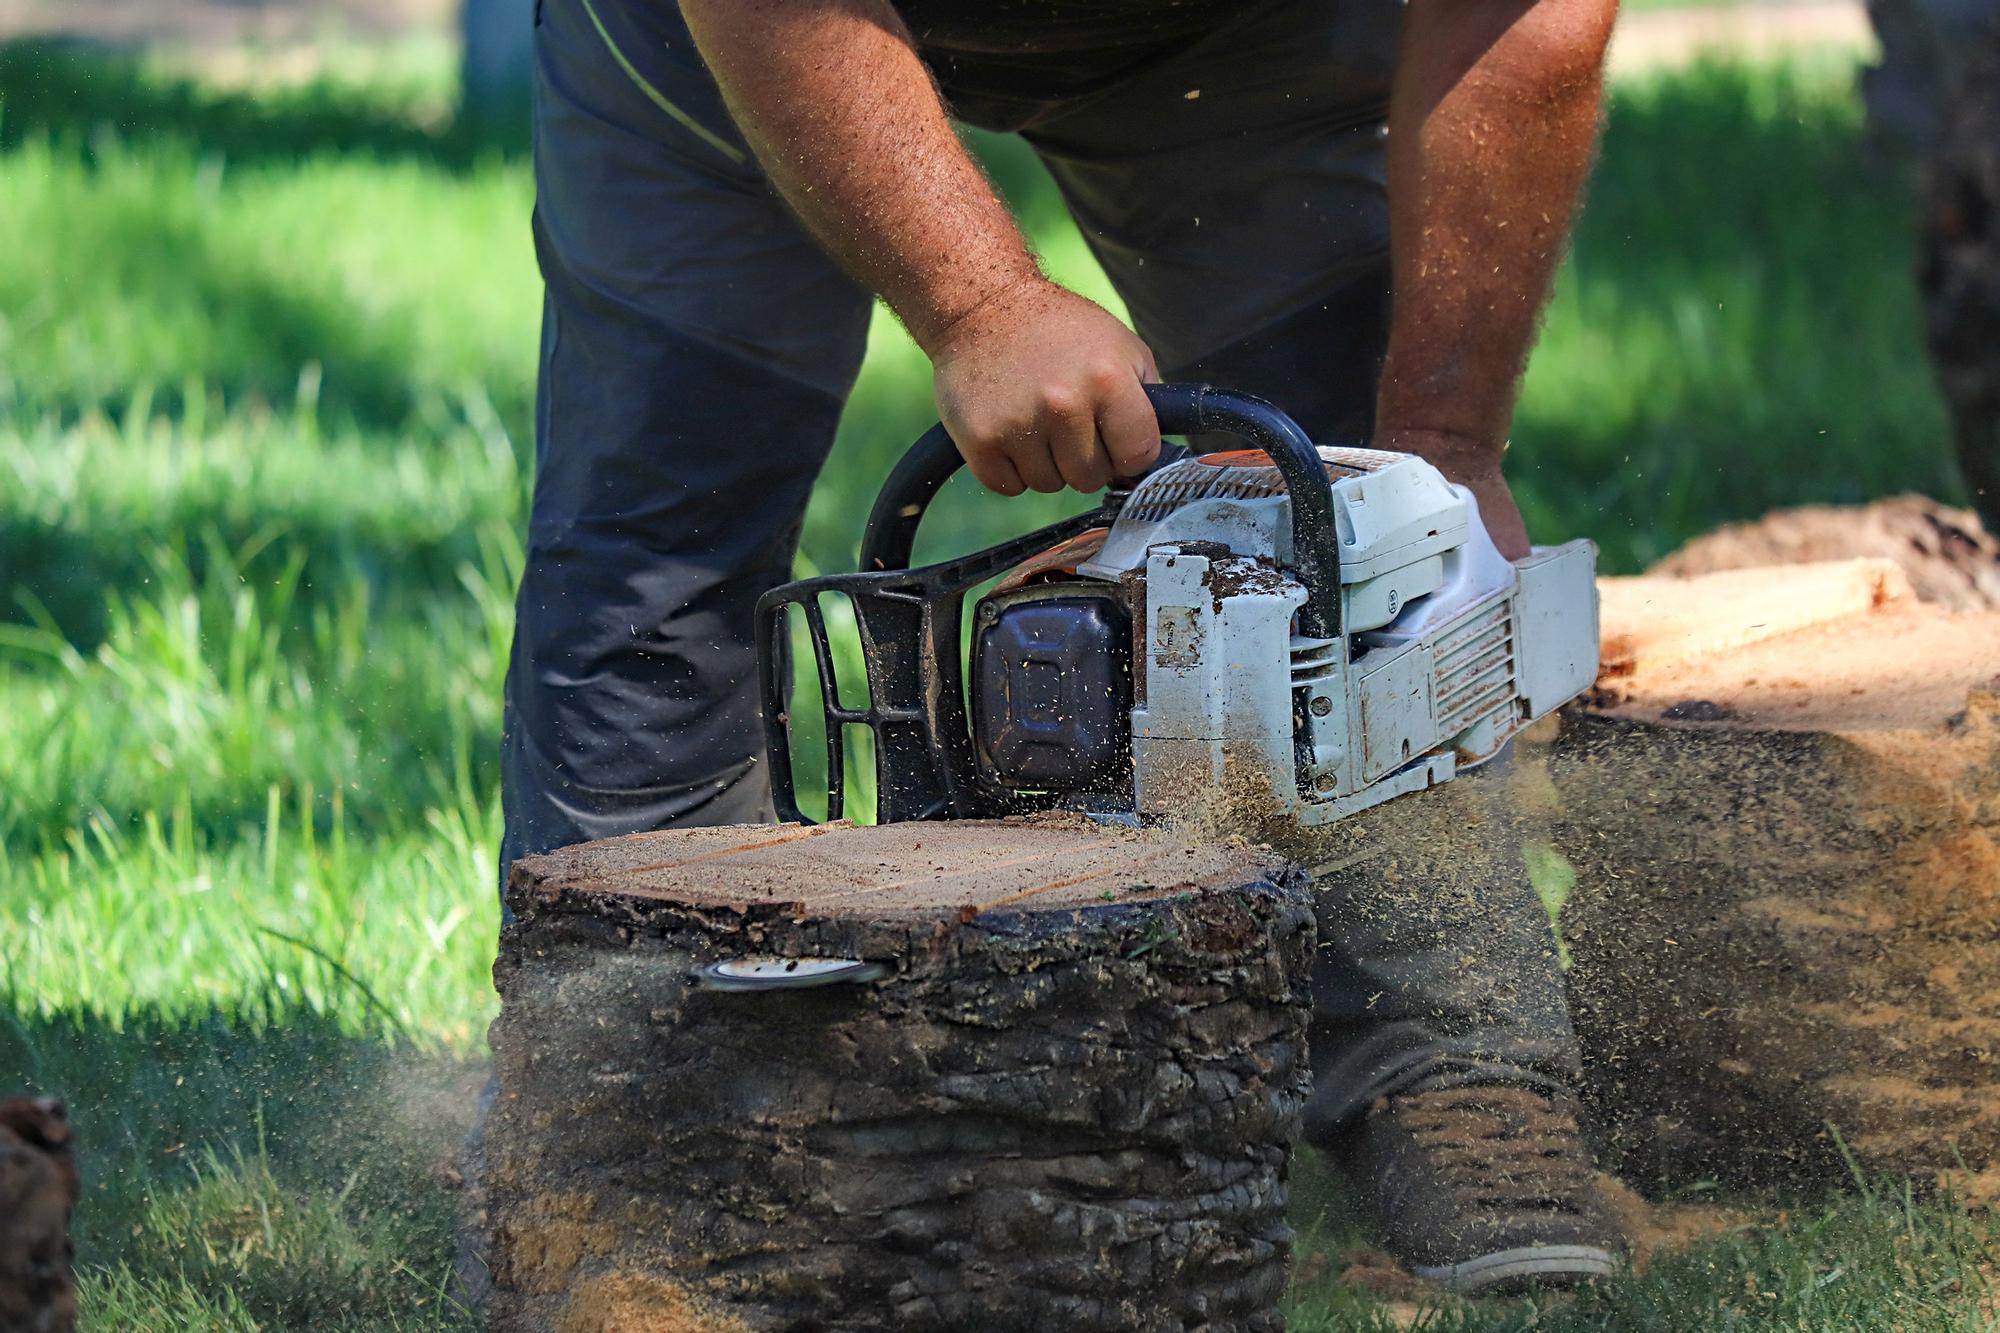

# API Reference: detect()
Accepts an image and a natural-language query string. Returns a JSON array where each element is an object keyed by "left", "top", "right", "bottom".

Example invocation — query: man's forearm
[
  {"left": 681, "top": 0, "right": 1034, "bottom": 353},
  {"left": 682, "top": 0, "right": 1161, "bottom": 496},
  {"left": 1376, "top": 0, "right": 1616, "bottom": 452}
]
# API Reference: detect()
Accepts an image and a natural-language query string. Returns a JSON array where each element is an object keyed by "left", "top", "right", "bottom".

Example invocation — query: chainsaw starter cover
[{"left": 971, "top": 593, "right": 1132, "bottom": 792}]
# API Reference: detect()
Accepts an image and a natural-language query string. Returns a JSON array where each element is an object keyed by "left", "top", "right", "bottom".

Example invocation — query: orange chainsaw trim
[
  {"left": 991, "top": 526, "right": 1112, "bottom": 594},
  {"left": 1193, "top": 448, "right": 1279, "bottom": 468}
]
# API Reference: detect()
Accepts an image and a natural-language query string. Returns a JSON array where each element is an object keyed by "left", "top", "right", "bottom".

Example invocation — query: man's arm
[
  {"left": 680, "top": 0, "right": 1161, "bottom": 496},
  {"left": 1376, "top": 0, "right": 1618, "bottom": 558}
]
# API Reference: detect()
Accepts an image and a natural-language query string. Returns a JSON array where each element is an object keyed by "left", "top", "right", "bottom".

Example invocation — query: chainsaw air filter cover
[{"left": 970, "top": 587, "right": 1132, "bottom": 791}]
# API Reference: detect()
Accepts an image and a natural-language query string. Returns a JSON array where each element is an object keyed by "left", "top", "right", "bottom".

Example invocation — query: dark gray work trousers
[{"left": 502, "top": 0, "right": 1582, "bottom": 1134}]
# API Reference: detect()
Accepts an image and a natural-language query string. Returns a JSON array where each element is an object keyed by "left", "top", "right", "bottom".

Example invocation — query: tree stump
[
  {"left": 0, "top": 1097, "right": 78, "bottom": 1333},
  {"left": 480, "top": 815, "right": 1315, "bottom": 1333},
  {"left": 1548, "top": 556, "right": 2000, "bottom": 1193}
]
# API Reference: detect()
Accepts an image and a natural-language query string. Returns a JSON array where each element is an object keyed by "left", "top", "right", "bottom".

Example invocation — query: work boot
[{"left": 1332, "top": 1084, "right": 1624, "bottom": 1295}]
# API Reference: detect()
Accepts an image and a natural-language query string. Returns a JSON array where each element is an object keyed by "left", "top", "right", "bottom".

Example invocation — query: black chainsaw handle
[{"left": 859, "top": 382, "right": 1344, "bottom": 639}]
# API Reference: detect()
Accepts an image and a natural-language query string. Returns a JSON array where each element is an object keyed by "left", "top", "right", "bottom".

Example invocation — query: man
[{"left": 503, "top": 0, "right": 1622, "bottom": 1294}]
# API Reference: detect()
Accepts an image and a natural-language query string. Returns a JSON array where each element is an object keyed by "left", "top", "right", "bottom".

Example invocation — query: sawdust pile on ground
[
  {"left": 1827, "top": 690, "right": 2000, "bottom": 1189},
  {"left": 501, "top": 1192, "right": 627, "bottom": 1299},
  {"left": 555, "top": 1273, "right": 750, "bottom": 1333},
  {"left": 1652, "top": 494, "right": 2000, "bottom": 611},
  {"left": 1330, "top": 1245, "right": 1453, "bottom": 1327},
  {"left": 1315, "top": 1178, "right": 1737, "bottom": 1325},
  {"left": 481, "top": 1175, "right": 747, "bottom": 1331},
  {"left": 1594, "top": 1175, "right": 1747, "bottom": 1273},
  {"left": 1594, "top": 575, "right": 2000, "bottom": 733}
]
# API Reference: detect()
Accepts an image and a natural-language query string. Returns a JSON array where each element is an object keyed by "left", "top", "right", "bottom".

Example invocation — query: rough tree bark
[
  {"left": 1546, "top": 550, "right": 2000, "bottom": 1193},
  {"left": 0, "top": 1097, "right": 78, "bottom": 1333},
  {"left": 478, "top": 816, "right": 1315, "bottom": 1333},
  {"left": 1920, "top": 17, "right": 2000, "bottom": 534}
]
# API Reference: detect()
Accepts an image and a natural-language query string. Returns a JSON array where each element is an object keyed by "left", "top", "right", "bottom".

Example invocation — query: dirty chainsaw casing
[{"left": 757, "top": 385, "right": 1599, "bottom": 828}]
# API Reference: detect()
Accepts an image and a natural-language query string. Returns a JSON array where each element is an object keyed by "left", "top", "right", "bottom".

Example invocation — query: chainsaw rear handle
[{"left": 859, "top": 383, "right": 1344, "bottom": 638}]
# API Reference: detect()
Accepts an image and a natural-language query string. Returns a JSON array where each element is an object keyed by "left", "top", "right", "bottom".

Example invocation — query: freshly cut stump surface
[
  {"left": 481, "top": 814, "right": 1314, "bottom": 1333},
  {"left": 1550, "top": 557, "right": 2000, "bottom": 1191}
]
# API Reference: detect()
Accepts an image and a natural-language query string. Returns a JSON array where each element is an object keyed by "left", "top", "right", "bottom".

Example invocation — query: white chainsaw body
[{"left": 1073, "top": 448, "right": 1600, "bottom": 824}]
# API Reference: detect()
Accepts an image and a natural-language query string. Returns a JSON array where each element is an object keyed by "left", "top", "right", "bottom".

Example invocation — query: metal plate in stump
[{"left": 480, "top": 816, "right": 1315, "bottom": 1333}]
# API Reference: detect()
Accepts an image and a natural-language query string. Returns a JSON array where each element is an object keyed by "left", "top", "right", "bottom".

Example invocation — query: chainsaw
[{"left": 755, "top": 384, "right": 1599, "bottom": 832}]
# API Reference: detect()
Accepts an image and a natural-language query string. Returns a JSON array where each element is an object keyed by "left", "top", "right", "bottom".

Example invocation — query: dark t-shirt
[
  {"left": 896, "top": 0, "right": 1249, "bottom": 53},
  {"left": 894, "top": 0, "right": 1260, "bottom": 130}
]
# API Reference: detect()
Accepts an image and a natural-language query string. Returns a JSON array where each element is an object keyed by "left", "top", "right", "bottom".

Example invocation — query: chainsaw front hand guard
[
  {"left": 756, "top": 384, "right": 1344, "bottom": 825},
  {"left": 756, "top": 510, "right": 1112, "bottom": 824}
]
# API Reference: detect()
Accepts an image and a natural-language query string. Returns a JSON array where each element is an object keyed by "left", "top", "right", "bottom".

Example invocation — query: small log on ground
[
  {"left": 0, "top": 1097, "right": 79, "bottom": 1333},
  {"left": 1549, "top": 556, "right": 2000, "bottom": 1192},
  {"left": 481, "top": 815, "right": 1314, "bottom": 1333}
]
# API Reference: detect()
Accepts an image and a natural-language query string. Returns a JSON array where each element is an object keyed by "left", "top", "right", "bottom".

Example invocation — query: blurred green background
[{"left": 2, "top": 10, "right": 1990, "bottom": 1328}]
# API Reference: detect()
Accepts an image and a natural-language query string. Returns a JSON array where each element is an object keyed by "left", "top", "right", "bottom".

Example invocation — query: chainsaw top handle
[{"left": 858, "top": 383, "right": 1344, "bottom": 639}]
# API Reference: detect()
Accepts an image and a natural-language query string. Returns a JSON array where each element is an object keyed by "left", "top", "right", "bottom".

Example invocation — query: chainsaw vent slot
[
  {"left": 1314, "top": 446, "right": 1411, "bottom": 474},
  {"left": 1288, "top": 636, "right": 1342, "bottom": 687},
  {"left": 1432, "top": 601, "right": 1518, "bottom": 740},
  {"left": 1120, "top": 463, "right": 1286, "bottom": 524},
  {"left": 1120, "top": 447, "right": 1391, "bottom": 525}
]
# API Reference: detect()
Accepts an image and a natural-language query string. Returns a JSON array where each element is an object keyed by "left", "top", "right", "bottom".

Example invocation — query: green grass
[
  {"left": 4, "top": 1006, "right": 483, "bottom": 1330},
  {"left": 0, "top": 36, "right": 1985, "bottom": 1331},
  {"left": 1512, "top": 50, "right": 1955, "bottom": 566}
]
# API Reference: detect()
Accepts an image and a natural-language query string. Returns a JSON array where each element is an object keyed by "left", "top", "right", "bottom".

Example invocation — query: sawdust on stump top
[
  {"left": 1555, "top": 553, "right": 2000, "bottom": 1192},
  {"left": 509, "top": 811, "right": 1278, "bottom": 918}
]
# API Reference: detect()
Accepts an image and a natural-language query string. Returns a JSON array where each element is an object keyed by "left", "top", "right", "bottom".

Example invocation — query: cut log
[
  {"left": 1548, "top": 557, "right": 2000, "bottom": 1192},
  {"left": 479, "top": 815, "right": 1314, "bottom": 1333},
  {"left": 0, "top": 1097, "right": 78, "bottom": 1333}
]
